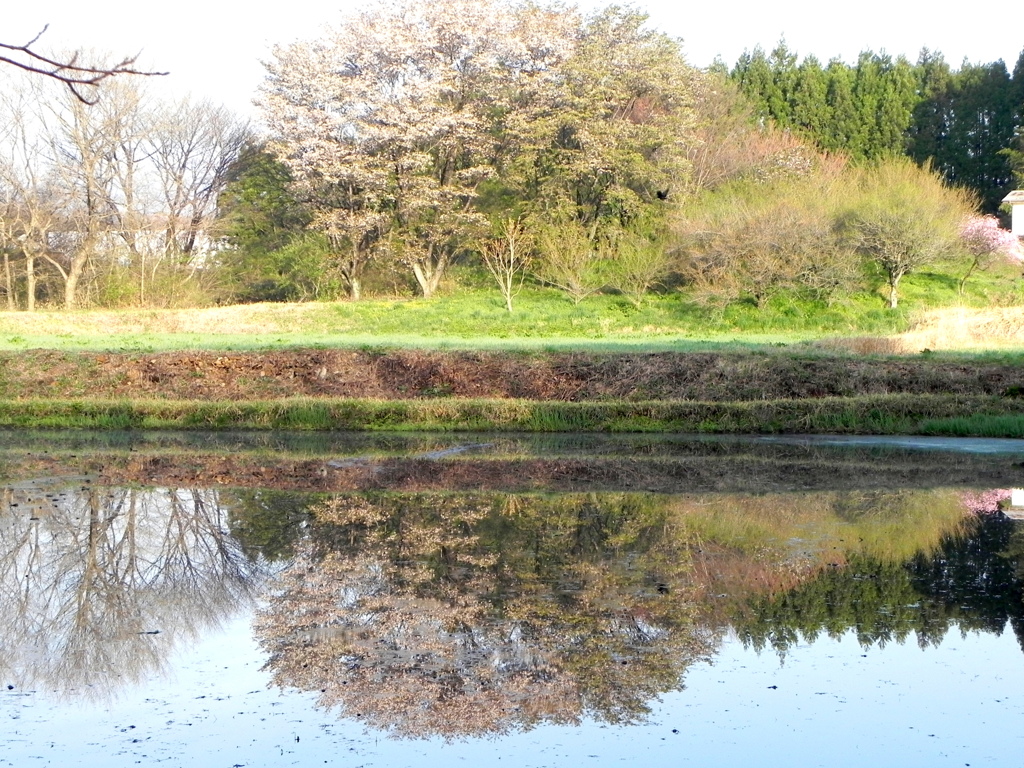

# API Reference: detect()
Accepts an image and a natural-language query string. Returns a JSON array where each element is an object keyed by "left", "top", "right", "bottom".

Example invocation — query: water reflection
[
  {"left": 252, "top": 487, "right": 983, "bottom": 738},
  {"left": 0, "top": 479, "right": 266, "bottom": 697},
  {"left": 1, "top": 468, "right": 1022, "bottom": 742},
  {"left": 735, "top": 490, "right": 1024, "bottom": 654},
  {"left": 254, "top": 493, "right": 715, "bottom": 738}
]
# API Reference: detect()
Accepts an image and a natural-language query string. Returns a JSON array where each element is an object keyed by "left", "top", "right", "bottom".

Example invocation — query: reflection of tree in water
[
  {"left": 255, "top": 488, "right": 981, "bottom": 738},
  {"left": 254, "top": 493, "right": 716, "bottom": 739},
  {"left": 910, "top": 507, "right": 1024, "bottom": 650},
  {"left": 670, "top": 488, "right": 973, "bottom": 629},
  {"left": 734, "top": 491, "right": 1024, "bottom": 655},
  {"left": 224, "top": 488, "right": 321, "bottom": 561},
  {"left": 0, "top": 480, "right": 265, "bottom": 698}
]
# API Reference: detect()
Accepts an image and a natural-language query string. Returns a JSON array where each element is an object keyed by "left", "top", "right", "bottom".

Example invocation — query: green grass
[
  {"left": 1, "top": 394, "right": 1021, "bottom": 436},
  {"left": 0, "top": 263, "right": 1021, "bottom": 437},
  {"left": 2, "top": 257, "right": 1020, "bottom": 354},
  {"left": 0, "top": 332, "right": 814, "bottom": 355},
  {"left": 918, "top": 414, "right": 1024, "bottom": 438},
  {"left": 309, "top": 282, "right": 922, "bottom": 340}
]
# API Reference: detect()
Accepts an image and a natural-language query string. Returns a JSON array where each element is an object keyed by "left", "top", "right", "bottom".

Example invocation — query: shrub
[
  {"left": 223, "top": 232, "right": 344, "bottom": 303},
  {"left": 530, "top": 217, "right": 605, "bottom": 305},
  {"left": 599, "top": 226, "right": 670, "bottom": 307},
  {"left": 840, "top": 158, "right": 974, "bottom": 309},
  {"left": 685, "top": 72, "right": 821, "bottom": 193},
  {"left": 673, "top": 162, "right": 859, "bottom": 307}
]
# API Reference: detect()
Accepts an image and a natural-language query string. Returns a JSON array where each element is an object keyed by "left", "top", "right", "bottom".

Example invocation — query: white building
[
  {"left": 1002, "top": 190, "right": 1024, "bottom": 237},
  {"left": 1003, "top": 488, "right": 1024, "bottom": 520}
]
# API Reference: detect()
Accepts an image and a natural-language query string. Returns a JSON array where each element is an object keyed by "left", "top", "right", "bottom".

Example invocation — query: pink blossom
[
  {"left": 959, "top": 216, "right": 1024, "bottom": 263},
  {"left": 961, "top": 489, "right": 1011, "bottom": 515}
]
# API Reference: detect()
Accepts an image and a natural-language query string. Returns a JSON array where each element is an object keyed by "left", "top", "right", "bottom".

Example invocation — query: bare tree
[
  {"left": 0, "top": 48, "right": 242, "bottom": 310},
  {"left": 0, "top": 82, "right": 66, "bottom": 311},
  {"left": 144, "top": 99, "right": 251, "bottom": 303},
  {"left": 37, "top": 79, "right": 248, "bottom": 308},
  {"left": 148, "top": 99, "right": 251, "bottom": 259},
  {"left": 0, "top": 481, "right": 264, "bottom": 698},
  {"left": 0, "top": 25, "right": 165, "bottom": 104},
  {"left": 479, "top": 218, "right": 531, "bottom": 312},
  {"left": 48, "top": 79, "right": 132, "bottom": 308}
]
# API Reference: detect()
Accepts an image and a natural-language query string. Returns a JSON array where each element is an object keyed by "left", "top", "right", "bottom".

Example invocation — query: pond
[{"left": 1, "top": 431, "right": 1023, "bottom": 767}]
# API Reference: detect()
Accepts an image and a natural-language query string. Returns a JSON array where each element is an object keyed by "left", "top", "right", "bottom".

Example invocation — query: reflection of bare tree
[
  {"left": 255, "top": 493, "right": 716, "bottom": 739},
  {"left": 0, "top": 479, "right": 266, "bottom": 698}
]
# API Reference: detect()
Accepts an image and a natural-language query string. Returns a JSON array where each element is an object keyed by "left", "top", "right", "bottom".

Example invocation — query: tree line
[
  {"left": 1, "top": 1, "right": 1020, "bottom": 312},
  {"left": 727, "top": 42, "right": 1024, "bottom": 211},
  {"left": 221, "top": 1, "right": 1024, "bottom": 310},
  {"left": 735, "top": 510, "right": 1024, "bottom": 656},
  {"left": 0, "top": 71, "right": 249, "bottom": 310}
]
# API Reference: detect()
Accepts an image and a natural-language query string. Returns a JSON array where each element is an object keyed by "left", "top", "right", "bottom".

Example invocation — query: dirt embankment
[
  {"left": 11, "top": 445, "right": 1024, "bottom": 495},
  {"left": 3, "top": 348, "right": 1023, "bottom": 402}
]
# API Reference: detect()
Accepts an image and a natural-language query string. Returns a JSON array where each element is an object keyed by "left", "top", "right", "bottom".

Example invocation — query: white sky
[{"left": 4, "top": 1, "right": 1022, "bottom": 121}]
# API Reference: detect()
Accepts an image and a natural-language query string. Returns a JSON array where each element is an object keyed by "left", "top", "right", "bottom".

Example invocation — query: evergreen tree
[
  {"left": 849, "top": 51, "right": 886, "bottom": 157},
  {"left": 822, "top": 59, "right": 859, "bottom": 152},
  {"left": 945, "top": 61, "right": 1017, "bottom": 209},
  {"left": 766, "top": 41, "right": 799, "bottom": 126},
  {"left": 218, "top": 144, "right": 310, "bottom": 258},
  {"left": 729, "top": 44, "right": 1024, "bottom": 210},
  {"left": 790, "top": 55, "right": 831, "bottom": 139},
  {"left": 907, "top": 49, "right": 954, "bottom": 170},
  {"left": 871, "top": 55, "right": 919, "bottom": 157},
  {"left": 732, "top": 46, "right": 787, "bottom": 126},
  {"left": 216, "top": 144, "right": 325, "bottom": 302}
]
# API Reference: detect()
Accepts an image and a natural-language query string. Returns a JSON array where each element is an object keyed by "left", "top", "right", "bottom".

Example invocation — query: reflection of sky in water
[{"left": 3, "top": 612, "right": 1023, "bottom": 767}]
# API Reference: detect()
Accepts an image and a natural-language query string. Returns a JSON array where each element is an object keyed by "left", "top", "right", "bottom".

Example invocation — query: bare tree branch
[{"left": 0, "top": 25, "right": 167, "bottom": 104}]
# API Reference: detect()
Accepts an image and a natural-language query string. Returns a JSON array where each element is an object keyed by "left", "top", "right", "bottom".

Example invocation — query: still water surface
[{"left": 1, "top": 432, "right": 1022, "bottom": 766}]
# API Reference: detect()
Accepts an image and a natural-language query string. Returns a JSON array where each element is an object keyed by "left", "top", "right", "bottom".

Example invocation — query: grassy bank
[
  {"left": 1, "top": 280, "right": 1022, "bottom": 436},
  {"left": 1, "top": 395, "right": 1022, "bottom": 437},
  {"left": 0, "top": 268, "right": 1021, "bottom": 355}
]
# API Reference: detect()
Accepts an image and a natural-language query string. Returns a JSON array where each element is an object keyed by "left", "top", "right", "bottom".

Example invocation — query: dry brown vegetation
[
  {"left": 898, "top": 308, "right": 1024, "bottom": 351},
  {"left": 0, "top": 302, "right": 315, "bottom": 336},
  {"left": 2, "top": 345, "right": 1023, "bottom": 403}
]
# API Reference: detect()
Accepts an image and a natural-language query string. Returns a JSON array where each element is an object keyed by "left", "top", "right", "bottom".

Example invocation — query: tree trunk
[
  {"left": 412, "top": 253, "right": 448, "bottom": 298},
  {"left": 342, "top": 245, "right": 364, "bottom": 301},
  {"left": 25, "top": 255, "right": 35, "bottom": 312},
  {"left": 958, "top": 256, "right": 980, "bottom": 297},
  {"left": 888, "top": 272, "right": 902, "bottom": 309},
  {"left": 3, "top": 252, "right": 13, "bottom": 310},
  {"left": 412, "top": 262, "right": 433, "bottom": 298},
  {"left": 140, "top": 249, "right": 146, "bottom": 306},
  {"left": 65, "top": 254, "right": 87, "bottom": 309}
]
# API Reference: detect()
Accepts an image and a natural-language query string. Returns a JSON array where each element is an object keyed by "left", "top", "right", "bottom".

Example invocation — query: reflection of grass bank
[
  {"left": 2, "top": 394, "right": 1022, "bottom": 436},
  {"left": 677, "top": 488, "right": 968, "bottom": 567},
  {"left": 3, "top": 431, "right": 1021, "bottom": 496}
]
